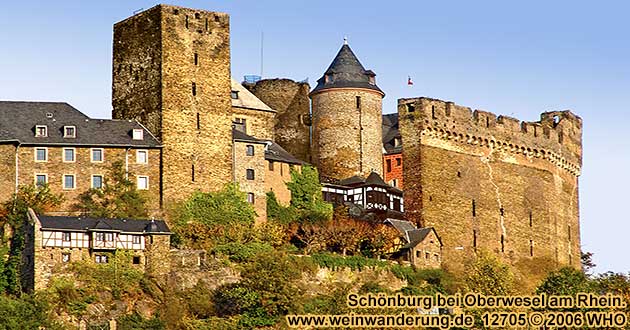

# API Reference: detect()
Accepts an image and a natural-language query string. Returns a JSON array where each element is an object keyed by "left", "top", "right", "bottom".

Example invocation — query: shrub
[{"left": 212, "top": 242, "right": 274, "bottom": 263}]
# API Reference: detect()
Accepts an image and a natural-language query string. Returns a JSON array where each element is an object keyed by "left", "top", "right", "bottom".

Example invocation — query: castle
[{"left": 1, "top": 4, "right": 582, "bottom": 290}]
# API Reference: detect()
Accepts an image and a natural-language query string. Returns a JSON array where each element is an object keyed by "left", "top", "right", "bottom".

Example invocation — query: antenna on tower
[
  {"left": 343, "top": 36, "right": 348, "bottom": 45},
  {"left": 260, "top": 31, "right": 264, "bottom": 78}
]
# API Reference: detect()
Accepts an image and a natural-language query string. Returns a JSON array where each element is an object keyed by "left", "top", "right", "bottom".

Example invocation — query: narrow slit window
[
  {"left": 472, "top": 200, "right": 476, "bottom": 217},
  {"left": 185, "top": 15, "right": 189, "bottom": 28},
  {"left": 356, "top": 96, "right": 361, "bottom": 109},
  {"left": 194, "top": 53, "right": 198, "bottom": 65},
  {"left": 529, "top": 211, "right": 533, "bottom": 227},
  {"left": 530, "top": 240, "right": 534, "bottom": 256},
  {"left": 196, "top": 113, "right": 200, "bottom": 130},
  {"left": 192, "top": 164, "right": 195, "bottom": 182},
  {"left": 473, "top": 230, "right": 477, "bottom": 248},
  {"left": 192, "top": 82, "right": 197, "bottom": 96},
  {"left": 431, "top": 105, "right": 436, "bottom": 119},
  {"left": 500, "top": 235, "right": 505, "bottom": 253}
]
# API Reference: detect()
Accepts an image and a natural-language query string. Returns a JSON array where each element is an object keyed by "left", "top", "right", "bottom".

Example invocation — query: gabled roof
[
  {"left": 332, "top": 172, "right": 401, "bottom": 194},
  {"left": 311, "top": 44, "right": 384, "bottom": 96},
  {"left": 384, "top": 218, "right": 417, "bottom": 235},
  {"left": 231, "top": 78, "right": 275, "bottom": 113},
  {"left": 36, "top": 214, "right": 171, "bottom": 234},
  {"left": 401, "top": 227, "right": 442, "bottom": 249},
  {"left": 232, "top": 128, "right": 266, "bottom": 144},
  {"left": 0, "top": 101, "right": 160, "bottom": 147},
  {"left": 266, "top": 142, "right": 304, "bottom": 165}
]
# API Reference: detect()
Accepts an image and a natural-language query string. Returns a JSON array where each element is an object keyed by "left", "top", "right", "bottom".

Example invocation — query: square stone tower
[{"left": 112, "top": 5, "right": 233, "bottom": 204}]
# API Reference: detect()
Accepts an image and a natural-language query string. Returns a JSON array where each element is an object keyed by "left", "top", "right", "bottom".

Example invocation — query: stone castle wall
[
  {"left": 311, "top": 89, "right": 383, "bottom": 181},
  {"left": 399, "top": 97, "right": 582, "bottom": 268},
  {"left": 245, "top": 79, "right": 311, "bottom": 162},
  {"left": 231, "top": 107, "right": 275, "bottom": 141},
  {"left": 112, "top": 5, "right": 233, "bottom": 203}
]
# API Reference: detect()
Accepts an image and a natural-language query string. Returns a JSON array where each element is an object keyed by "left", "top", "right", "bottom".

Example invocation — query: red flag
[{"left": 407, "top": 76, "right": 413, "bottom": 86}]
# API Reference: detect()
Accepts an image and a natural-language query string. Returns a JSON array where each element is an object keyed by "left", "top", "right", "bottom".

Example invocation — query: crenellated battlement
[{"left": 398, "top": 97, "right": 583, "bottom": 176}]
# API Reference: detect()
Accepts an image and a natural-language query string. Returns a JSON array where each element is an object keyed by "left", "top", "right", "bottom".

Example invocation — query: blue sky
[{"left": 1, "top": 1, "right": 628, "bottom": 273}]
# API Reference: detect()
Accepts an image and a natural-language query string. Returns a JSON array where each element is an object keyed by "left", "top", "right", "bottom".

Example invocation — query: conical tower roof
[{"left": 311, "top": 43, "right": 384, "bottom": 96}]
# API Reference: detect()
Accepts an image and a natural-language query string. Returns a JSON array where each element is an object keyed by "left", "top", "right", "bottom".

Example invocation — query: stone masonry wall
[
  {"left": 245, "top": 79, "right": 311, "bottom": 162},
  {"left": 234, "top": 141, "right": 267, "bottom": 223},
  {"left": 231, "top": 107, "right": 275, "bottom": 140},
  {"left": 113, "top": 5, "right": 233, "bottom": 204},
  {"left": 311, "top": 89, "right": 383, "bottom": 181},
  {"left": 399, "top": 97, "right": 582, "bottom": 269},
  {"left": 0, "top": 144, "right": 17, "bottom": 204},
  {"left": 15, "top": 146, "right": 161, "bottom": 215},
  {"left": 409, "top": 230, "right": 442, "bottom": 269}
]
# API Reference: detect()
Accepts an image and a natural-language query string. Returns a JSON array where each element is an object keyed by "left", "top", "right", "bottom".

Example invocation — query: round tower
[{"left": 310, "top": 41, "right": 384, "bottom": 181}]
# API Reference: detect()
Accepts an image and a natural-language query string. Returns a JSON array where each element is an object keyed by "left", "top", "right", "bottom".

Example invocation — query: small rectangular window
[
  {"left": 95, "top": 255, "right": 108, "bottom": 264},
  {"left": 386, "top": 159, "right": 392, "bottom": 172},
  {"left": 132, "top": 129, "right": 144, "bottom": 140},
  {"left": 95, "top": 232, "right": 104, "bottom": 241},
  {"left": 406, "top": 104, "right": 415, "bottom": 113},
  {"left": 246, "top": 169, "right": 255, "bottom": 180},
  {"left": 62, "top": 232, "right": 71, "bottom": 242},
  {"left": 268, "top": 161, "right": 274, "bottom": 171},
  {"left": 192, "top": 82, "right": 197, "bottom": 96},
  {"left": 137, "top": 176, "right": 149, "bottom": 190},
  {"left": 63, "top": 174, "right": 75, "bottom": 190},
  {"left": 105, "top": 233, "right": 113, "bottom": 242},
  {"left": 92, "top": 175, "right": 103, "bottom": 189},
  {"left": 63, "top": 126, "right": 76, "bottom": 138},
  {"left": 63, "top": 148, "right": 75, "bottom": 162},
  {"left": 91, "top": 148, "right": 104, "bottom": 162},
  {"left": 35, "top": 174, "right": 47, "bottom": 187},
  {"left": 35, "top": 148, "right": 47, "bottom": 162},
  {"left": 246, "top": 145, "right": 254, "bottom": 156},
  {"left": 132, "top": 235, "right": 141, "bottom": 244},
  {"left": 35, "top": 125, "right": 47, "bottom": 137},
  {"left": 133, "top": 256, "right": 141, "bottom": 264},
  {"left": 247, "top": 192, "right": 255, "bottom": 204},
  {"left": 231, "top": 91, "right": 239, "bottom": 99},
  {"left": 136, "top": 150, "right": 148, "bottom": 164},
  {"left": 194, "top": 53, "right": 198, "bottom": 65},
  {"left": 396, "top": 158, "right": 401, "bottom": 166}
]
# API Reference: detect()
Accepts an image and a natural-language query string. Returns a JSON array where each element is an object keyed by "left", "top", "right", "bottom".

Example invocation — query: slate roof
[
  {"left": 266, "top": 142, "right": 303, "bottom": 165},
  {"left": 334, "top": 172, "right": 402, "bottom": 194},
  {"left": 230, "top": 78, "right": 275, "bottom": 112},
  {"left": 401, "top": 227, "right": 442, "bottom": 249},
  {"left": 384, "top": 218, "right": 417, "bottom": 235},
  {"left": 37, "top": 214, "right": 171, "bottom": 234},
  {"left": 0, "top": 101, "right": 160, "bottom": 147},
  {"left": 311, "top": 44, "right": 384, "bottom": 95},
  {"left": 232, "top": 129, "right": 304, "bottom": 165},
  {"left": 382, "top": 113, "right": 401, "bottom": 154}
]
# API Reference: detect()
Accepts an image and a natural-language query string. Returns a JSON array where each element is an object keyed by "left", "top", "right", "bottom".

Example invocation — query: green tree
[
  {"left": 536, "top": 267, "right": 592, "bottom": 296},
  {"left": 464, "top": 250, "right": 515, "bottom": 295},
  {"left": 0, "top": 184, "right": 63, "bottom": 295},
  {"left": 74, "top": 161, "right": 148, "bottom": 218},
  {"left": 285, "top": 165, "right": 332, "bottom": 223}
]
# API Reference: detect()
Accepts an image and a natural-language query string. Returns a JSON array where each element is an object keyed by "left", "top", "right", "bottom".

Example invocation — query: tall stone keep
[
  {"left": 112, "top": 5, "right": 233, "bottom": 203},
  {"left": 310, "top": 42, "right": 384, "bottom": 181}
]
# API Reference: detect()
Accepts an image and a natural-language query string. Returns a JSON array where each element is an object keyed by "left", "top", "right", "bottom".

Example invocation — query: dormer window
[
  {"left": 394, "top": 137, "right": 402, "bottom": 147},
  {"left": 231, "top": 91, "right": 239, "bottom": 99},
  {"left": 325, "top": 74, "right": 332, "bottom": 83},
  {"left": 369, "top": 76, "right": 375, "bottom": 85},
  {"left": 132, "top": 129, "right": 144, "bottom": 140},
  {"left": 63, "top": 126, "right": 76, "bottom": 138},
  {"left": 35, "top": 125, "right": 47, "bottom": 137}
]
